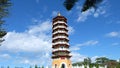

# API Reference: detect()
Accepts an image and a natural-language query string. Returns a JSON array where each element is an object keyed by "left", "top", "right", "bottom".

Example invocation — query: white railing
[
  {"left": 52, "top": 41, "right": 69, "bottom": 45},
  {"left": 53, "top": 26, "right": 67, "bottom": 30},
  {"left": 53, "top": 31, "right": 68, "bottom": 35},
  {"left": 53, "top": 48, "right": 70, "bottom": 52},
  {"left": 72, "top": 65, "right": 107, "bottom": 68},
  {"left": 53, "top": 21, "right": 67, "bottom": 26},
  {"left": 53, "top": 36, "right": 69, "bottom": 40}
]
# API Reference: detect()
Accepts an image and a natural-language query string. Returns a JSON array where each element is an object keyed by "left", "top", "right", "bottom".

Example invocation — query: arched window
[
  {"left": 61, "top": 64, "right": 65, "bottom": 68},
  {"left": 55, "top": 64, "right": 57, "bottom": 68}
]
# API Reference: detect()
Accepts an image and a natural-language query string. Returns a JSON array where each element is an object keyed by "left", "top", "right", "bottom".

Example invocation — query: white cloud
[
  {"left": 71, "top": 53, "right": 106, "bottom": 63},
  {"left": 1, "top": 20, "right": 52, "bottom": 53},
  {"left": 77, "top": 7, "right": 106, "bottom": 22},
  {"left": 0, "top": 18, "right": 75, "bottom": 66},
  {"left": 71, "top": 52, "right": 86, "bottom": 63},
  {"left": 91, "top": 56, "right": 99, "bottom": 63},
  {"left": 91, "top": 56, "right": 108, "bottom": 63},
  {"left": 0, "top": 54, "right": 11, "bottom": 59},
  {"left": 20, "top": 59, "right": 30, "bottom": 64},
  {"left": 51, "top": 11, "right": 58, "bottom": 17},
  {"left": 68, "top": 26, "right": 75, "bottom": 34},
  {"left": 70, "top": 46, "right": 80, "bottom": 51},
  {"left": 93, "top": 6, "right": 106, "bottom": 18},
  {"left": 77, "top": 8, "right": 94, "bottom": 22},
  {"left": 76, "top": 0, "right": 108, "bottom": 22},
  {"left": 31, "top": 18, "right": 40, "bottom": 23},
  {"left": 19, "top": 56, "right": 52, "bottom": 66},
  {"left": 0, "top": 20, "right": 52, "bottom": 65},
  {"left": 77, "top": 40, "right": 99, "bottom": 46},
  {"left": 112, "top": 43, "right": 120, "bottom": 46},
  {"left": 106, "top": 31, "right": 120, "bottom": 38},
  {"left": 70, "top": 40, "right": 99, "bottom": 63},
  {"left": 116, "top": 21, "right": 120, "bottom": 24},
  {"left": 36, "top": 0, "right": 40, "bottom": 3}
]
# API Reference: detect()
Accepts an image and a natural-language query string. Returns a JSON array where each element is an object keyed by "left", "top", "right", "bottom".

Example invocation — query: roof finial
[{"left": 58, "top": 12, "right": 61, "bottom": 16}]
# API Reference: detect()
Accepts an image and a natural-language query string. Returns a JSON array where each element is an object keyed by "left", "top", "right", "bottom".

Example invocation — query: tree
[
  {"left": 63, "top": 0, "right": 103, "bottom": 12},
  {"left": 83, "top": 57, "right": 91, "bottom": 68},
  {"left": 81, "top": 0, "right": 103, "bottom": 12},
  {"left": 41, "top": 66, "right": 44, "bottom": 68},
  {"left": 63, "top": 0, "right": 78, "bottom": 11},
  {"left": 116, "top": 62, "right": 120, "bottom": 68},
  {"left": 84, "top": 57, "right": 91, "bottom": 64},
  {"left": 107, "top": 60, "right": 117, "bottom": 68},
  {"left": 7, "top": 66, "right": 10, "bottom": 68},
  {"left": 35, "top": 65, "right": 38, "bottom": 68},
  {"left": 95, "top": 57, "right": 109, "bottom": 65},
  {"left": 0, "top": 0, "right": 11, "bottom": 45},
  {"left": 30, "top": 66, "right": 32, "bottom": 68}
]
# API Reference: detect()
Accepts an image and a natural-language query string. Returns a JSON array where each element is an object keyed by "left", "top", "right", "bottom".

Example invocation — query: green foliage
[
  {"left": 116, "top": 63, "right": 120, "bottom": 68},
  {"left": 63, "top": 0, "right": 103, "bottom": 12},
  {"left": 30, "top": 66, "right": 32, "bottom": 68},
  {"left": 0, "top": 0, "right": 11, "bottom": 44},
  {"left": 0, "top": 0, "right": 11, "bottom": 20},
  {"left": 7, "top": 66, "right": 10, "bottom": 68},
  {"left": 95, "top": 57, "right": 109, "bottom": 65},
  {"left": 72, "top": 62, "right": 83, "bottom": 66},
  {"left": 41, "top": 66, "right": 44, "bottom": 68},
  {"left": 72, "top": 57, "right": 120, "bottom": 68},
  {"left": 35, "top": 65, "right": 38, "bottom": 68},
  {"left": 84, "top": 57, "right": 91, "bottom": 65},
  {"left": 63, "top": 0, "right": 78, "bottom": 11},
  {"left": 0, "top": 29, "right": 7, "bottom": 38},
  {"left": 81, "top": 0, "right": 103, "bottom": 12}
]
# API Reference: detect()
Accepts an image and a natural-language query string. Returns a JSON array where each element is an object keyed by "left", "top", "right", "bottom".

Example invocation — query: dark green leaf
[
  {"left": 81, "top": 0, "right": 103, "bottom": 12},
  {"left": 64, "top": 0, "right": 78, "bottom": 11}
]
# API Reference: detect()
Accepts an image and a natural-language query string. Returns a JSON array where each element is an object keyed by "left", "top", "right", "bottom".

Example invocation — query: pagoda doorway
[{"left": 61, "top": 64, "right": 65, "bottom": 68}]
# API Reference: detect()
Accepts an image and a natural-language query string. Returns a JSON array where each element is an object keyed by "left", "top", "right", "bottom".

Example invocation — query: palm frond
[
  {"left": 81, "top": 0, "right": 103, "bottom": 12},
  {"left": 64, "top": 0, "right": 78, "bottom": 11}
]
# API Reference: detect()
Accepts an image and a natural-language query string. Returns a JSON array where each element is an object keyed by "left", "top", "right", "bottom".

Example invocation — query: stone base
[{"left": 52, "top": 58, "right": 72, "bottom": 68}]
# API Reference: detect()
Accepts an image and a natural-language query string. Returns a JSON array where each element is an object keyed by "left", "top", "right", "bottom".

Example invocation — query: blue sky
[{"left": 0, "top": 0, "right": 120, "bottom": 68}]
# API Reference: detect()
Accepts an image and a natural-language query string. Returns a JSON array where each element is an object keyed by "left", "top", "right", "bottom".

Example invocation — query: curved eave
[
  {"left": 52, "top": 28, "right": 68, "bottom": 33},
  {"left": 52, "top": 55, "right": 72, "bottom": 59},
  {"left": 52, "top": 50, "right": 70, "bottom": 54},
  {"left": 52, "top": 23, "right": 67, "bottom": 28},
  {"left": 52, "top": 44, "right": 69, "bottom": 48},
  {"left": 52, "top": 33, "right": 68, "bottom": 37},
  {"left": 53, "top": 16, "right": 67, "bottom": 23},
  {"left": 52, "top": 38, "right": 69, "bottom": 43}
]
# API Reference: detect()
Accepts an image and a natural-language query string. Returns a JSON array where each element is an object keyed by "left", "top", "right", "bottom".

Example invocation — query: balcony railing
[
  {"left": 52, "top": 36, "right": 69, "bottom": 40},
  {"left": 53, "top": 26, "right": 67, "bottom": 30},
  {"left": 52, "top": 41, "right": 69, "bottom": 45},
  {"left": 52, "top": 48, "right": 70, "bottom": 52},
  {"left": 52, "top": 54, "right": 71, "bottom": 57},
  {"left": 53, "top": 31, "right": 68, "bottom": 35},
  {"left": 53, "top": 21, "right": 67, "bottom": 26}
]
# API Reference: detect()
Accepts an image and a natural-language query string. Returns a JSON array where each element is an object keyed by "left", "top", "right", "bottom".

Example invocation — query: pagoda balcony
[
  {"left": 52, "top": 54, "right": 72, "bottom": 59},
  {"left": 52, "top": 41, "right": 69, "bottom": 45},
  {"left": 52, "top": 48, "right": 70, "bottom": 52},
  {"left": 53, "top": 26, "right": 67, "bottom": 30},
  {"left": 53, "top": 16, "right": 67, "bottom": 23},
  {"left": 52, "top": 44, "right": 69, "bottom": 48},
  {"left": 53, "top": 31, "right": 68, "bottom": 35},
  {"left": 52, "top": 36, "right": 69, "bottom": 40},
  {"left": 53, "top": 21, "right": 67, "bottom": 26},
  {"left": 52, "top": 33, "right": 68, "bottom": 37}
]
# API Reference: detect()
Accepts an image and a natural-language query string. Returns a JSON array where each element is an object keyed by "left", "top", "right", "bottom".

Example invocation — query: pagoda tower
[{"left": 52, "top": 13, "right": 72, "bottom": 68}]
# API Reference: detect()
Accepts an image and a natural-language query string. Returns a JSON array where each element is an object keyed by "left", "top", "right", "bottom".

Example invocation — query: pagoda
[{"left": 52, "top": 13, "right": 72, "bottom": 68}]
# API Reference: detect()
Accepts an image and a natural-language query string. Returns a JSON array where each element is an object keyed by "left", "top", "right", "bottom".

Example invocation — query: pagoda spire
[{"left": 57, "top": 12, "right": 61, "bottom": 16}]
